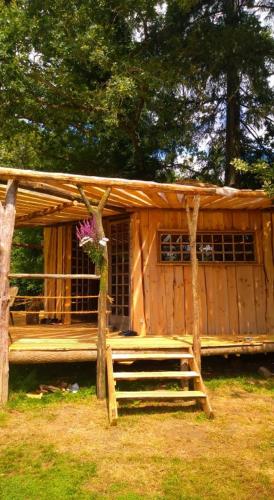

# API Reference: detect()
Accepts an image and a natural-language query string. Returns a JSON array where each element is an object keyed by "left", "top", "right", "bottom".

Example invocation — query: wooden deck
[{"left": 8, "top": 323, "right": 274, "bottom": 363}]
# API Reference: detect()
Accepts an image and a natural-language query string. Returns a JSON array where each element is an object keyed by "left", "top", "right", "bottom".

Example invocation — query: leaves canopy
[{"left": 0, "top": 0, "right": 273, "bottom": 184}]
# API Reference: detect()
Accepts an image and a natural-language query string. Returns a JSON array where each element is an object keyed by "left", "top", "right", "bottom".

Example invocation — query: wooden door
[{"left": 109, "top": 219, "right": 130, "bottom": 330}]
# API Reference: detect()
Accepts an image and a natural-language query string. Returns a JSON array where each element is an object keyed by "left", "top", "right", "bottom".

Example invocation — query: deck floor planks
[{"left": 8, "top": 323, "right": 274, "bottom": 358}]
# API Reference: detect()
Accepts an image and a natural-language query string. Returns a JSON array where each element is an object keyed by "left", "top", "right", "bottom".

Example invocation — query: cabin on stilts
[{"left": 0, "top": 167, "right": 273, "bottom": 417}]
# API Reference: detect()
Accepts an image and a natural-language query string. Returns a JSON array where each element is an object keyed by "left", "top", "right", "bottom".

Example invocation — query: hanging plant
[{"left": 76, "top": 218, "right": 109, "bottom": 271}]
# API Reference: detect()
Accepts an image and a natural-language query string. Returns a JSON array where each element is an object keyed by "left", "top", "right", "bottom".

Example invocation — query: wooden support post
[
  {"left": 78, "top": 185, "right": 111, "bottom": 400},
  {"left": 0, "top": 180, "right": 18, "bottom": 405},
  {"left": 186, "top": 195, "right": 201, "bottom": 371}
]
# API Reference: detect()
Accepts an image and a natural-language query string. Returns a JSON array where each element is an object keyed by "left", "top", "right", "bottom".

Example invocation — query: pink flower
[{"left": 76, "top": 218, "right": 98, "bottom": 242}]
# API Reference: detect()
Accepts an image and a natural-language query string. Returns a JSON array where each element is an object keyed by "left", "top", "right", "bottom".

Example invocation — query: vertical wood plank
[
  {"left": 226, "top": 266, "right": 239, "bottom": 335},
  {"left": 64, "top": 225, "right": 72, "bottom": 325},
  {"left": 262, "top": 212, "right": 274, "bottom": 333},
  {"left": 237, "top": 266, "right": 257, "bottom": 334},
  {"left": 130, "top": 212, "right": 146, "bottom": 335}
]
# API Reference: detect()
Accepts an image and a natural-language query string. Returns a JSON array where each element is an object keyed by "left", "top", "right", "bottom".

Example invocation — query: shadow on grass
[
  {"left": 8, "top": 362, "right": 97, "bottom": 410},
  {"left": 118, "top": 401, "right": 201, "bottom": 417}
]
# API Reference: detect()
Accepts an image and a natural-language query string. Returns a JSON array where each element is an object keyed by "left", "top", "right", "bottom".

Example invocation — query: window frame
[{"left": 157, "top": 230, "right": 257, "bottom": 265}]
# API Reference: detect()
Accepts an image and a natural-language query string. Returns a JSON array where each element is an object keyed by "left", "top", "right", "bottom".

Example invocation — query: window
[
  {"left": 159, "top": 232, "right": 255, "bottom": 263},
  {"left": 110, "top": 220, "right": 130, "bottom": 317}
]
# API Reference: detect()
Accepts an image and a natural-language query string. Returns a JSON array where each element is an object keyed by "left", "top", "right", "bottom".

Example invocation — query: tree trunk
[
  {"left": 225, "top": 68, "right": 241, "bottom": 186},
  {"left": 0, "top": 180, "right": 18, "bottom": 405},
  {"left": 77, "top": 186, "right": 110, "bottom": 400},
  {"left": 95, "top": 211, "right": 108, "bottom": 400},
  {"left": 186, "top": 196, "right": 201, "bottom": 371},
  {"left": 224, "top": 0, "right": 241, "bottom": 186}
]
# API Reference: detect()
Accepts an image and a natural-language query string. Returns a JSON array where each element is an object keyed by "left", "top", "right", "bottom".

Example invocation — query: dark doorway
[
  {"left": 71, "top": 224, "right": 99, "bottom": 323},
  {"left": 109, "top": 219, "right": 130, "bottom": 330}
]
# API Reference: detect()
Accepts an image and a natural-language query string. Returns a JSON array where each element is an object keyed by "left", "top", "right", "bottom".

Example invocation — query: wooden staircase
[{"left": 106, "top": 345, "right": 213, "bottom": 425}]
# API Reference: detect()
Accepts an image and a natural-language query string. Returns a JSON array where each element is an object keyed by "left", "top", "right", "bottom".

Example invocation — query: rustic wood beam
[
  {"left": 186, "top": 195, "right": 201, "bottom": 371},
  {"left": 0, "top": 179, "right": 18, "bottom": 404},
  {"left": 6, "top": 166, "right": 268, "bottom": 197},
  {"left": 9, "top": 273, "right": 100, "bottom": 280},
  {"left": 16, "top": 200, "right": 78, "bottom": 223},
  {"left": 18, "top": 180, "right": 80, "bottom": 201},
  {"left": 17, "top": 181, "right": 125, "bottom": 214},
  {"left": 77, "top": 185, "right": 111, "bottom": 400}
]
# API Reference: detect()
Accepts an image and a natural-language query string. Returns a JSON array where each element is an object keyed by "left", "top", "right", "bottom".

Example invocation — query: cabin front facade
[
  {"left": 44, "top": 208, "right": 274, "bottom": 338},
  {"left": 0, "top": 166, "right": 273, "bottom": 380}
]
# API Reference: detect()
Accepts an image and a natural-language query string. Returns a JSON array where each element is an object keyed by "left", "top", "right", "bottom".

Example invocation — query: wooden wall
[
  {"left": 130, "top": 209, "right": 274, "bottom": 337},
  {"left": 44, "top": 225, "right": 72, "bottom": 324}
]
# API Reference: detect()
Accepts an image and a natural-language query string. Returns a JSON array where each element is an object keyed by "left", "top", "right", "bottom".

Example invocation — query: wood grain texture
[
  {"left": 130, "top": 209, "right": 273, "bottom": 337},
  {"left": 44, "top": 225, "right": 73, "bottom": 323},
  {"left": 0, "top": 180, "right": 18, "bottom": 404}
]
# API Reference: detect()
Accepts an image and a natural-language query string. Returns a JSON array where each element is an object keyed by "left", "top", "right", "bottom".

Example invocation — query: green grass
[
  {"left": 0, "top": 411, "right": 9, "bottom": 427},
  {"left": 0, "top": 444, "right": 96, "bottom": 500},
  {"left": 161, "top": 457, "right": 271, "bottom": 500},
  {"left": 205, "top": 375, "right": 274, "bottom": 394}
]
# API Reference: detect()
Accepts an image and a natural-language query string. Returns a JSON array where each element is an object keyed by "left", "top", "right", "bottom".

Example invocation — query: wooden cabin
[
  {"left": 0, "top": 167, "right": 274, "bottom": 369},
  {"left": 44, "top": 206, "right": 274, "bottom": 338}
]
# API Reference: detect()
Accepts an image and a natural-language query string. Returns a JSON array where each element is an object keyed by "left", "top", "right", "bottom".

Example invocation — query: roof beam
[
  {"left": 16, "top": 200, "right": 79, "bottom": 224},
  {"left": 13, "top": 181, "right": 126, "bottom": 214}
]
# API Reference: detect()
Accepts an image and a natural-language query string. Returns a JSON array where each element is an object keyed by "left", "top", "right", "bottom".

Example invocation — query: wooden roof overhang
[{"left": 0, "top": 167, "right": 272, "bottom": 228}]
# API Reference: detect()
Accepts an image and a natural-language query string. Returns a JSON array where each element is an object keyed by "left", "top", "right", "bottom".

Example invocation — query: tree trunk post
[
  {"left": 186, "top": 195, "right": 201, "bottom": 371},
  {"left": 224, "top": 0, "right": 241, "bottom": 186},
  {"left": 77, "top": 186, "right": 111, "bottom": 400},
  {"left": 0, "top": 180, "right": 18, "bottom": 405}
]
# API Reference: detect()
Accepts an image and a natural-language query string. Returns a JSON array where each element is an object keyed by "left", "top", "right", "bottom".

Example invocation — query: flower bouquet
[{"left": 76, "top": 218, "right": 109, "bottom": 271}]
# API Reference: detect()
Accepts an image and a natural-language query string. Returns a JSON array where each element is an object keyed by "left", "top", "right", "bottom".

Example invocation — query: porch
[{"left": 9, "top": 322, "right": 274, "bottom": 364}]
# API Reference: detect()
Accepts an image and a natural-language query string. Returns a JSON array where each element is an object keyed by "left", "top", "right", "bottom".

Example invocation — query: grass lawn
[{"left": 0, "top": 355, "right": 273, "bottom": 499}]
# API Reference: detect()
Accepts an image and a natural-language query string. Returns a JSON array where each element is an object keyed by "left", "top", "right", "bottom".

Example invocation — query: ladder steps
[
  {"left": 116, "top": 390, "right": 206, "bottom": 400},
  {"left": 106, "top": 346, "right": 213, "bottom": 423},
  {"left": 112, "top": 352, "right": 193, "bottom": 361},
  {"left": 113, "top": 370, "right": 199, "bottom": 380}
]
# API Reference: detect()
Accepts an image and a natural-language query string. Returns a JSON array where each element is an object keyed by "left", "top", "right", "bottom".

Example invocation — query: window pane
[
  {"left": 234, "top": 235, "right": 243, "bottom": 242},
  {"left": 183, "top": 253, "right": 190, "bottom": 261},
  {"left": 215, "top": 253, "right": 223, "bottom": 261},
  {"left": 214, "top": 244, "right": 223, "bottom": 252},
  {"left": 172, "top": 234, "right": 181, "bottom": 243},
  {"left": 213, "top": 235, "right": 222, "bottom": 243},
  {"left": 161, "top": 252, "right": 172, "bottom": 261},
  {"left": 235, "top": 253, "right": 244, "bottom": 261},
  {"left": 159, "top": 232, "right": 255, "bottom": 263},
  {"left": 203, "top": 235, "right": 212, "bottom": 243}
]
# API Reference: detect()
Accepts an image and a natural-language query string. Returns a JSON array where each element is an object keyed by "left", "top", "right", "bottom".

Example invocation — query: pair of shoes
[{"left": 119, "top": 330, "right": 138, "bottom": 337}]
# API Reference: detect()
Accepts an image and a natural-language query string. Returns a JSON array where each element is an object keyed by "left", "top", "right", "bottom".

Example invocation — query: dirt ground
[{"left": 0, "top": 357, "right": 274, "bottom": 499}]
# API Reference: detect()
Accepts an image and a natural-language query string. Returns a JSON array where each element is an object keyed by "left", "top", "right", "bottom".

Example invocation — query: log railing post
[
  {"left": 186, "top": 195, "right": 201, "bottom": 371},
  {"left": 0, "top": 180, "right": 18, "bottom": 405},
  {"left": 77, "top": 185, "right": 111, "bottom": 400}
]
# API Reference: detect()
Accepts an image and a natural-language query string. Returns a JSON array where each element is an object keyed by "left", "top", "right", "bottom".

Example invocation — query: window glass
[{"left": 159, "top": 232, "right": 255, "bottom": 263}]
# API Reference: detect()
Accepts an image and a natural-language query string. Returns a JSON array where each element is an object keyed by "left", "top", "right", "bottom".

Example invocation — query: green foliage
[
  {"left": 0, "top": 444, "right": 96, "bottom": 500},
  {"left": 0, "top": 1, "right": 273, "bottom": 184},
  {"left": 11, "top": 228, "right": 43, "bottom": 295},
  {"left": 234, "top": 158, "right": 274, "bottom": 197}
]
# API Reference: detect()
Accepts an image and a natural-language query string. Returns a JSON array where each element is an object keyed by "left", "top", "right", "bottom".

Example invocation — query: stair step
[
  {"left": 113, "top": 370, "right": 199, "bottom": 380},
  {"left": 116, "top": 390, "right": 206, "bottom": 400},
  {"left": 112, "top": 352, "right": 193, "bottom": 361}
]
